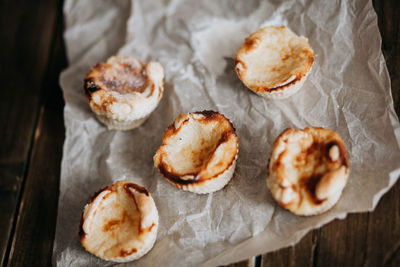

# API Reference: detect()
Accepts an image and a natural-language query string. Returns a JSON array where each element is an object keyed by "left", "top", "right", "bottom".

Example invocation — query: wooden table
[{"left": 1, "top": 0, "right": 399, "bottom": 266}]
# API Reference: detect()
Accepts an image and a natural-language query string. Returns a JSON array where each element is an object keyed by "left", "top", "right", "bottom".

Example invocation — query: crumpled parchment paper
[{"left": 53, "top": 0, "right": 400, "bottom": 266}]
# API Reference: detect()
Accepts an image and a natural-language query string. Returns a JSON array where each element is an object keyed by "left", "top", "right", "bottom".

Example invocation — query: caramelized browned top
[
  {"left": 79, "top": 180, "right": 158, "bottom": 260},
  {"left": 80, "top": 181, "right": 150, "bottom": 242},
  {"left": 84, "top": 60, "right": 148, "bottom": 96},
  {"left": 297, "top": 140, "right": 347, "bottom": 205}
]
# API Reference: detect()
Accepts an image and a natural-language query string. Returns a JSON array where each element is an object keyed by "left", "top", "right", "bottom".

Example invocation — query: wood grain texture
[
  {"left": 365, "top": 185, "right": 400, "bottom": 267},
  {"left": 374, "top": 0, "right": 400, "bottom": 116},
  {"left": 261, "top": 0, "right": 400, "bottom": 266},
  {"left": 225, "top": 259, "right": 251, "bottom": 267},
  {"left": 316, "top": 213, "right": 370, "bottom": 267},
  {"left": 262, "top": 231, "right": 318, "bottom": 267},
  {"left": 6, "top": 1, "right": 67, "bottom": 266},
  {"left": 0, "top": 0, "right": 60, "bottom": 265}
]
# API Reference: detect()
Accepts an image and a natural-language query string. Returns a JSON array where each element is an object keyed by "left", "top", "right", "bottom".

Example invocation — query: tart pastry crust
[
  {"left": 84, "top": 55, "right": 164, "bottom": 130},
  {"left": 235, "top": 26, "right": 314, "bottom": 99},
  {"left": 80, "top": 181, "right": 159, "bottom": 262},
  {"left": 154, "top": 111, "right": 239, "bottom": 194},
  {"left": 267, "top": 127, "right": 349, "bottom": 216}
]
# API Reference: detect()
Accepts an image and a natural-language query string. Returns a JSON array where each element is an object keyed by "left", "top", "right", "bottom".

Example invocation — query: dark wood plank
[
  {"left": 316, "top": 213, "right": 370, "bottom": 267},
  {"left": 373, "top": 0, "right": 400, "bottom": 116},
  {"left": 0, "top": 0, "right": 61, "bottom": 265},
  {"left": 365, "top": 184, "right": 400, "bottom": 267},
  {"left": 365, "top": 2, "right": 400, "bottom": 266},
  {"left": 225, "top": 259, "right": 252, "bottom": 267},
  {"left": 262, "top": 231, "right": 318, "bottom": 267},
  {"left": 6, "top": 1, "right": 67, "bottom": 265}
]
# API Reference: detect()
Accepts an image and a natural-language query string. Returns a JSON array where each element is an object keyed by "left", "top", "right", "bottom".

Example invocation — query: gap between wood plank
[
  {"left": 4, "top": 105, "right": 44, "bottom": 265},
  {"left": 311, "top": 229, "right": 320, "bottom": 267},
  {"left": 2, "top": 107, "right": 43, "bottom": 267},
  {"left": 383, "top": 238, "right": 400, "bottom": 266},
  {"left": 254, "top": 255, "right": 262, "bottom": 267}
]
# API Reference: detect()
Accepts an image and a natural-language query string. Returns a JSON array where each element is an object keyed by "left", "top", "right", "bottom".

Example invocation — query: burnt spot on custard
[
  {"left": 123, "top": 183, "right": 144, "bottom": 237},
  {"left": 325, "top": 140, "right": 349, "bottom": 168},
  {"left": 194, "top": 110, "right": 237, "bottom": 133},
  {"left": 247, "top": 74, "right": 301, "bottom": 94},
  {"left": 119, "top": 248, "right": 138, "bottom": 257},
  {"left": 84, "top": 78, "right": 101, "bottom": 97},
  {"left": 156, "top": 162, "right": 201, "bottom": 185},
  {"left": 302, "top": 174, "right": 325, "bottom": 205},
  {"left": 193, "top": 110, "right": 219, "bottom": 119},
  {"left": 124, "top": 182, "right": 149, "bottom": 196},
  {"left": 87, "top": 185, "right": 113, "bottom": 205}
]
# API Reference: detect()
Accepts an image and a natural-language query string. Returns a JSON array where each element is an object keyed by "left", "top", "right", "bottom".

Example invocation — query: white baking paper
[{"left": 53, "top": 0, "right": 400, "bottom": 266}]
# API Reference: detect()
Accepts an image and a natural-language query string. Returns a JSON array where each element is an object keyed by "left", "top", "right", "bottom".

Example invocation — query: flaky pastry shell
[
  {"left": 267, "top": 127, "right": 349, "bottom": 216},
  {"left": 80, "top": 181, "right": 159, "bottom": 262},
  {"left": 154, "top": 111, "right": 238, "bottom": 194},
  {"left": 235, "top": 26, "right": 314, "bottom": 99},
  {"left": 84, "top": 55, "right": 164, "bottom": 130}
]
